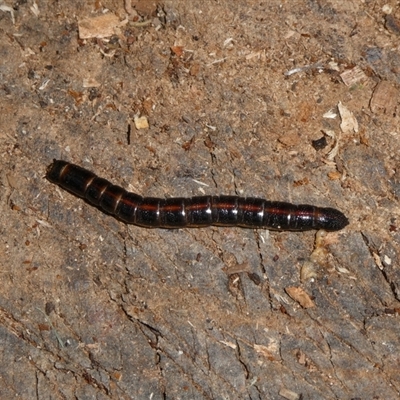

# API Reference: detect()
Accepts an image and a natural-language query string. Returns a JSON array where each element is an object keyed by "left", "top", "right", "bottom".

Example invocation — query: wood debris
[
  {"left": 254, "top": 343, "right": 280, "bottom": 361},
  {"left": 340, "top": 66, "right": 367, "bottom": 87},
  {"left": 78, "top": 13, "right": 121, "bottom": 39},
  {"left": 385, "top": 14, "right": 400, "bottom": 35},
  {"left": 0, "top": 1, "right": 15, "bottom": 24},
  {"left": 134, "top": 115, "right": 149, "bottom": 129},
  {"left": 338, "top": 102, "right": 359, "bottom": 133},
  {"left": 285, "top": 286, "right": 315, "bottom": 308},
  {"left": 370, "top": 81, "right": 398, "bottom": 114},
  {"left": 279, "top": 387, "right": 301, "bottom": 400}
]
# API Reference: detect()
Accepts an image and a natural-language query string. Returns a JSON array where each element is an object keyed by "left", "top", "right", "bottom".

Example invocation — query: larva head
[{"left": 315, "top": 207, "right": 349, "bottom": 231}]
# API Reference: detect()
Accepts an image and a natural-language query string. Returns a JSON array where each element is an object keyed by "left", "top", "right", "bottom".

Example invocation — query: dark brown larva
[{"left": 46, "top": 160, "right": 349, "bottom": 231}]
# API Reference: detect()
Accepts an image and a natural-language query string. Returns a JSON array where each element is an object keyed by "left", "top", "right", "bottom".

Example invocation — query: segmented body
[{"left": 46, "top": 160, "right": 349, "bottom": 231}]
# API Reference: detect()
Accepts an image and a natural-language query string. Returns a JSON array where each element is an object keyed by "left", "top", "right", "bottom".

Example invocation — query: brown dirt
[{"left": 1, "top": 1, "right": 400, "bottom": 399}]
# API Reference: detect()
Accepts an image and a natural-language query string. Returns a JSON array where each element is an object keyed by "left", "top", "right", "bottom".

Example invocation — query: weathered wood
[{"left": 0, "top": 1, "right": 399, "bottom": 399}]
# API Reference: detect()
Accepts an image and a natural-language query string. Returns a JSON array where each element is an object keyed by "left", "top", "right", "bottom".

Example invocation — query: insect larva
[{"left": 46, "top": 160, "right": 349, "bottom": 231}]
